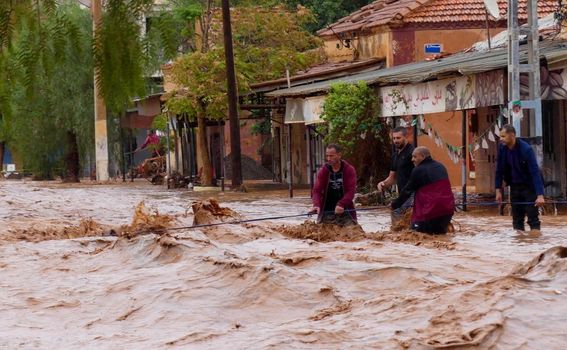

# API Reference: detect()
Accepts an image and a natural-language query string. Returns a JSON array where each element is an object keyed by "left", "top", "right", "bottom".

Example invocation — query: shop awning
[
  {"left": 284, "top": 96, "right": 326, "bottom": 124},
  {"left": 267, "top": 40, "right": 567, "bottom": 98}
]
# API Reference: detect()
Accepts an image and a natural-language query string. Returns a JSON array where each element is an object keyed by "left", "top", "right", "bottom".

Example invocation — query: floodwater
[{"left": 1, "top": 180, "right": 566, "bottom": 349}]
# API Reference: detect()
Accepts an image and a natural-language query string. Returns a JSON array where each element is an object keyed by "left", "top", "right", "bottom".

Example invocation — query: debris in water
[
  {"left": 371, "top": 230, "right": 456, "bottom": 250},
  {"left": 391, "top": 209, "right": 455, "bottom": 234},
  {"left": 310, "top": 300, "right": 353, "bottom": 321},
  {"left": 276, "top": 220, "right": 454, "bottom": 249},
  {"left": 119, "top": 202, "right": 175, "bottom": 239},
  {"left": 192, "top": 198, "right": 240, "bottom": 225},
  {"left": 4, "top": 218, "right": 105, "bottom": 243},
  {"left": 391, "top": 209, "right": 413, "bottom": 232}
]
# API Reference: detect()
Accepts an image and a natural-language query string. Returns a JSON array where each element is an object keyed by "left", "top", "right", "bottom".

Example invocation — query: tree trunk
[
  {"left": 0, "top": 141, "right": 4, "bottom": 171},
  {"left": 63, "top": 131, "right": 80, "bottom": 183},
  {"left": 197, "top": 113, "right": 214, "bottom": 186}
]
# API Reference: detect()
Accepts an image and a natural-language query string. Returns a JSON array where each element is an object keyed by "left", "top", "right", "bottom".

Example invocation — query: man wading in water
[
  {"left": 495, "top": 124, "right": 545, "bottom": 233},
  {"left": 310, "top": 144, "right": 357, "bottom": 225},
  {"left": 377, "top": 126, "right": 415, "bottom": 226},
  {"left": 391, "top": 147, "right": 454, "bottom": 234}
]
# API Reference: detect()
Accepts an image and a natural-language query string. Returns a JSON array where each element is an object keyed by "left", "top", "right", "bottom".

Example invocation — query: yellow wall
[
  {"left": 161, "top": 64, "right": 177, "bottom": 93},
  {"left": 322, "top": 27, "right": 505, "bottom": 66},
  {"left": 323, "top": 39, "right": 356, "bottom": 62},
  {"left": 414, "top": 28, "right": 505, "bottom": 61},
  {"left": 357, "top": 31, "right": 392, "bottom": 62},
  {"left": 472, "top": 107, "right": 499, "bottom": 194},
  {"left": 417, "top": 111, "right": 466, "bottom": 187},
  {"left": 322, "top": 31, "right": 392, "bottom": 64}
]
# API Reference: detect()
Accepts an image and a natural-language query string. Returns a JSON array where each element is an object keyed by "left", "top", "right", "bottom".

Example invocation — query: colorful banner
[
  {"left": 528, "top": 67, "right": 567, "bottom": 100},
  {"left": 379, "top": 71, "right": 505, "bottom": 117},
  {"left": 418, "top": 114, "right": 502, "bottom": 165}
]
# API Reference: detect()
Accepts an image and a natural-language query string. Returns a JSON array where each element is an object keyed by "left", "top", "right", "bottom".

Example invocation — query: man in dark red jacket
[
  {"left": 392, "top": 146, "right": 454, "bottom": 234},
  {"left": 311, "top": 144, "right": 357, "bottom": 225}
]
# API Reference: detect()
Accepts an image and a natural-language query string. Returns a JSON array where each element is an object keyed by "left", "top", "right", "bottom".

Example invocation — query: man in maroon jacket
[
  {"left": 310, "top": 144, "right": 357, "bottom": 225},
  {"left": 391, "top": 146, "right": 454, "bottom": 234}
]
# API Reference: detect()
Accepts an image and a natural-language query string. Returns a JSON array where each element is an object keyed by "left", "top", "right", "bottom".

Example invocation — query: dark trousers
[
  {"left": 320, "top": 213, "right": 356, "bottom": 226},
  {"left": 510, "top": 184, "right": 540, "bottom": 231},
  {"left": 412, "top": 214, "right": 453, "bottom": 234}
]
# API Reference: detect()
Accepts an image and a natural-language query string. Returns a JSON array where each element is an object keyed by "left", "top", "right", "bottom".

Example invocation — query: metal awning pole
[
  {"left": 413, "top": 115, "right": 418, "bottom": 147},
  {"left": 462, "top": 110, "right": 468, "bottom": 211},
  {"left": 288, "top": 124, "right": 293, "bottom": 198},
  {"left": 485, "top": 9, "right": 492, "bottom": 50},
  {"left": 306, "top": 125, "right": 313, "bottom": 191},
  {"left": 166, "top": 115, "right": 172, "bottom": 189},
  {"left": 220, "top": 120, "right": 226, "bottom": 192}
]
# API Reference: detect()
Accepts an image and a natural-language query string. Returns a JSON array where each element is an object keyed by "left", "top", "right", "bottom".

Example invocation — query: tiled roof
[
  {"left": 251, "top": 58, "right": 385, "bottom": 92},
  {"left": 318, "top": 0, "right": 560, "bottom": 36},
  {"left": 404, "top": 0, "right": 559, "bottom": 23},
  {"left": 469, "top": 13, "right": 558, "bottom": 51},
  {"left": 266, "top": 40, "right": 567, "bottom": 97},
  {"left": 318, "top": 0, "right": 429, "bottom": 36}
]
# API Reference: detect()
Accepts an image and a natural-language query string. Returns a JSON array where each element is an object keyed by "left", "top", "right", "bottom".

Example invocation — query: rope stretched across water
[
  {"left": 132, "top": 200, "right": 567, "bottom": 233},
  {"left": 149, "top": 206, "right": 383, "bottom": 233},
  {"left": 456, "top": 200, "right": 567, "bottom": 207}
]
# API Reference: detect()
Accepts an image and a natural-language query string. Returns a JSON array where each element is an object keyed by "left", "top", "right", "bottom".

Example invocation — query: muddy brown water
[{"left": 1, "top": 180, "right": 567, "bottom": 349}]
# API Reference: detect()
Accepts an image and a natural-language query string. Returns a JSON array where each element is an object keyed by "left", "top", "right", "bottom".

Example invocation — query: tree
[
  {"left": 93, "top": 0, "right": 157, "bottom": 113},
  {"left": 166, "top": 3, "right": 324, "bottom": 185},
  {"left": 0, "top": 0, "right": 174, "bottom": 180},
  {"left": 6, "top": 3, "right": 93, "bottom": 180},
  {"left": 283, "top": 0, "right": 375, "bottom": 33},
  {"left": 321, "top": 81, "right": 390, "bottom": 186}
]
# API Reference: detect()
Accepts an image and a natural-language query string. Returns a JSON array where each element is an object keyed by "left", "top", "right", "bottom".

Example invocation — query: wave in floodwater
[{"left": 1, "top": 185, "right": 567, "bottom": 348}]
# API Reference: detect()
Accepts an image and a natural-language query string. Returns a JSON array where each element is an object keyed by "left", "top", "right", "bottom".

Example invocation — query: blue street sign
[{"left": 424, "top": 44, "right": 442, "bottom": 54}]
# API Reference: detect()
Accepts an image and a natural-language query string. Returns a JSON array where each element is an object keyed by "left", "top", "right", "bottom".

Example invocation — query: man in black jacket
[
  {"left": 377, "top": 126, "right": 414, "bottom": 223},
  {"left": 392, "top": 147, "right": 455, "bottom": 234}
]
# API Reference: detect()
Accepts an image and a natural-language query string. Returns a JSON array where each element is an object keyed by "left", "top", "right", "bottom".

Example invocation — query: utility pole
[
  {"left": 221, "top": 0, "right": 243, "bottom": 187},
  {"left": 507, "top": 0, "right": 542, "bottom": 142},
  {"left": 92, "top": 0, "right": 109, "bottom": 181}
]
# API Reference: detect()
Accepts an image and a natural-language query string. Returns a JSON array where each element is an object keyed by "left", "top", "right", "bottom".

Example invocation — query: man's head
[
  {"left": 147, "top": 129, "right": 155, "bottom": 136},
  {"left": 392, "top": 126, "right": 408, "bottom": 149},
  {"left": 325, "top": 143, "right": 342, "bottom": 167},
  {"left": 499, "top": 124, "right": 516, "bottom": 147},
  {"left": 412, "top": 146, "right": 431, "bottom": 166}
]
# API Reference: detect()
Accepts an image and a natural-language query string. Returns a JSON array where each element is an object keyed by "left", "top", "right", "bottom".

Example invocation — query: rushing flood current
[{"left": 1, "top": 180, "right": 566, "bottom": 349}]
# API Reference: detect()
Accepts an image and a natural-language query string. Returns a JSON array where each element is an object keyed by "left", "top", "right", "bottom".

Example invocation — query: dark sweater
[
  {"left": 495, "top": 139, "right": 544, "bottom": 196},
  {"left": 392, "top": 157, "right": 454, "bottom": 222}
]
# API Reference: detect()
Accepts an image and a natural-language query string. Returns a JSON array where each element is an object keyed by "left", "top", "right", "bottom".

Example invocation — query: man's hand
[
  {"left": 535, "top": 195, "right": 545, "bottom": 207},
  {"left": 309, "top": 207, "right": 320, "bottom": 215},
  {"left": 335, "top": 205, "right": 344, "bottom": 215},
  {"left": 377, "top": 181, "right": 385, "bottom": 192},
  {"left": 495, "top": 189, "right": 502, "bottom": 204}
]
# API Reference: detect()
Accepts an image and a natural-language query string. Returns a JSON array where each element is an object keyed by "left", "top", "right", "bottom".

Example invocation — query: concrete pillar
[{"left": 93, "top": 0, "right": 109, "bottom": 181}]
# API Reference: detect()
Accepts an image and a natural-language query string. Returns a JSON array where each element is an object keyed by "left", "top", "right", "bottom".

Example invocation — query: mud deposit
[
  {"left": 277, "top": 220, "right": 368, "bottom": 242},
  {"left": 1, "top": 181, "right": 567, "bottom": 349}
]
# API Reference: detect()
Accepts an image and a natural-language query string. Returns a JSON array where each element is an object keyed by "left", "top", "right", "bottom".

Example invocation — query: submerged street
[{"left": 1, "top": 181, "right": 566, "bottom": 349}]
